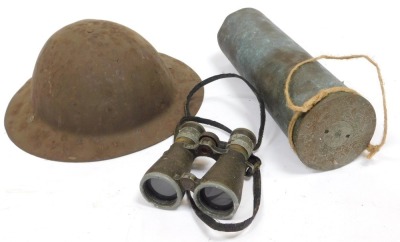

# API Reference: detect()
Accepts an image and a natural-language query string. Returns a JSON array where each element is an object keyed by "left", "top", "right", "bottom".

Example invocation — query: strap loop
[
  {"left": 182, "top": 73, "right": 265, "bottom": 232},
  {"left": 183, "top": 73, "right": 266, "bottom": 150}
]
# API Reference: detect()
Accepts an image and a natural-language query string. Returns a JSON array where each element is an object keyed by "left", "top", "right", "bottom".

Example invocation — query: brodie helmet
[{"left": 5, "top": 19, "right": 203, "bottom": 161}]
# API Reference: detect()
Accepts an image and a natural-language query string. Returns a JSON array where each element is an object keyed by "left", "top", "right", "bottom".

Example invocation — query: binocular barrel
[
  {"left": 140, "top": 122, "right": 256, "bottom": 220},
  {"left": 140, "top": 142, "right": 194, "bottom": 209},
  {"left": 140, "top": 122, "right": 205, "bottom": 209},
  {"left": 194, "top": 128, "right": 255, "bottom": 219}
]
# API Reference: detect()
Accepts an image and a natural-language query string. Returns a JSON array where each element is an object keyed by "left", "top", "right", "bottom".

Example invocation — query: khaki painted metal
[
  {"left": 5, "top": 19, "right": 203, "bottom": 162},
  {"left": 218, "top": 8, "right": 376, "bottom": 170},
  {"left": 140, "top": 121, "right": 257, "bottom": 220},
  {"left": 193, "top": 128, "right": 256, "bottom": 220},
  {"left": 140, "top": 122, "right": 204, "bottom": 209}
]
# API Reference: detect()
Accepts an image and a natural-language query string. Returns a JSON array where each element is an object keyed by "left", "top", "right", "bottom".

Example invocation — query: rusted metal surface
[
  {"left": 218, "top": 8, "right": 376, "bottom": 170},
  {"left": 5, "top": 19, "right": 203, "bottom": 162}
]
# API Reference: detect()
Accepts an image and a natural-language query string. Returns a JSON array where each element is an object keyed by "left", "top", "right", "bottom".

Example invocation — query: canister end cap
[{"left": 293, "top": 92, "right": 376, "bottom": 171}]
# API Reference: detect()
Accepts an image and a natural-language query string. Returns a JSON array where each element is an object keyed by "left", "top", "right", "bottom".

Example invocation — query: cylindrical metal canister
[{"left": 218, "top": 8, "right": 376, "bottom": 170}]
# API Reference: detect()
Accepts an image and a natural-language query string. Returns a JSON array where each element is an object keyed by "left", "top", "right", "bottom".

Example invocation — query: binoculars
[{"left": 140, "top": 121, "right": 257, "bottom": 219}]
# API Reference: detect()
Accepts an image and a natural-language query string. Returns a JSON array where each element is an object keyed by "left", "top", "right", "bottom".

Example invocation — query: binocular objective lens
[
  {"left": 199, "top": 187, "right": 233, "bottom": 211},
  {"left": 144, "top": 178, "right": 177, "bottom": 201}
]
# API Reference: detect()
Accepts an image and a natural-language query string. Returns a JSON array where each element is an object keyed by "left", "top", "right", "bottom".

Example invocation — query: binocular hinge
[{"left": 178, "top": 173, "right": 200, "bottom": 192}]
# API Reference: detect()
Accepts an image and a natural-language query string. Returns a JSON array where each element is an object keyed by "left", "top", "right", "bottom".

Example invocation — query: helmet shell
[{"left": 5, "top": 19, "right": 203, "bottom": 161}]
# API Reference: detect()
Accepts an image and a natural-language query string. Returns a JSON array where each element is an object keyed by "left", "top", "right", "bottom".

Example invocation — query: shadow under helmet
[{"left": 5, "top": 19, "right": 203, "bottom": 162}]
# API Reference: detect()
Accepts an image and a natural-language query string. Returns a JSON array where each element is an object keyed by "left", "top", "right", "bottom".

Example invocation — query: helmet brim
[{"left": 4, "top": 53, "right": 203, "bottom": 162}]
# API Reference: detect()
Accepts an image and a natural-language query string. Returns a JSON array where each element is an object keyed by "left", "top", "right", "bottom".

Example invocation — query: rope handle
[{"left": 284, "top": 54, "right": 387, "bottom": 158}]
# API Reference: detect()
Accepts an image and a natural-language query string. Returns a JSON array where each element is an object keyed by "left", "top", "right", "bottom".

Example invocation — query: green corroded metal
[{"left": 218, "top": 8, "right": 376, "bottom": 170}]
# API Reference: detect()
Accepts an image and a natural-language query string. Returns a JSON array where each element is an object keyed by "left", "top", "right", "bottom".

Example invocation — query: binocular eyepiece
[{"left": 140, "top": 121, "right": 256, "bottom": 219}]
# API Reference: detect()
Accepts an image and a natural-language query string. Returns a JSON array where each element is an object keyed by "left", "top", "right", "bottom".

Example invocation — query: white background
[{"left": 1, "top": 1, "right": 399, "bottom": 241}]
